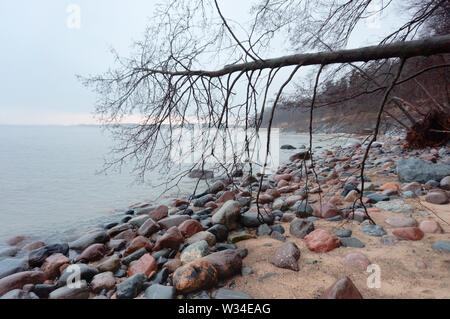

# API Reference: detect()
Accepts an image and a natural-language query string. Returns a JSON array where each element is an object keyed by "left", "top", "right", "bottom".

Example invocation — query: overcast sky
[{"left": 0, "top": 0, "right": 407, "bottom": 125}]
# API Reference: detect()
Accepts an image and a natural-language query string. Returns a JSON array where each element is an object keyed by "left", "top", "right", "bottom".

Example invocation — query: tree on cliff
[{"left": 83, "top": 0, "right": 450, "bottom": 222}]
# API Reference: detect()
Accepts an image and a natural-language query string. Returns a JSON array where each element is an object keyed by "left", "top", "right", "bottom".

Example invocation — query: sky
[{"left": 0, "top": 0, "right": 408, "bottom": 125}]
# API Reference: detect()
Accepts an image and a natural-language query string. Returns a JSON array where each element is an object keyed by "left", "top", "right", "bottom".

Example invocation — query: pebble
[
  {"left": 385, "top": 216, "right": 418, "bottom": 228},
  {"left": 375, "top": 200, "right": 414, "bottom": 214},
  {"left": 432, "top": 241, "right": 450, "bottom": 253},
  {"left": 341, "top": 252, "right": 370, "bottom": 270},
  {"left": 340, "top": 237, "right": 365, "bottom": 248},
  {"left": 320, "top": 277, "right": 363, "bottom": 299},
  {"left": 419, "top": 220, "right": 443, "bottom": 233},
  {"left": 335, "top": 229, "right": 352, "bottom": 238},
  {"left": 392, "top": 227, "right": 424, "bottom": 241},
  {"left": 144, "top": 284, "right": 175, "bottom": 299},
  {"left": 425, "top": 191, "right": 449, "bottom": 205},
  {"left": 304, "top": 229, "right": 340, "bottom": 253},
  {"left": 269, "top": 242, "right": 301, "bottom": 271},
  {"left": 172, "top": 260, "right": 218, "bottom": 293},
  {"left": 290, "top": 218, "right": 315, "bottom": 239},
  {"left": 116, "top": 273, "right": 147, "bottom": 299},
  {"left": 180, "top": 240, "right": 210, "bottom": 264}
]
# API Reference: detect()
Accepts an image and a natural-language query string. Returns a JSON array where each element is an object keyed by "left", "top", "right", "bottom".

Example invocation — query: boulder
[
  {"left": 69, "top": 231, "right": 109, "bottom": 252},
  {"left": 340, "top": 235, "right": 365, "bottom": 246},
  {"left": 158, "top": 215, "right": 191, "bottom": 229},
  {"left": 425, "top": 191, "right": 448, "bottom": 205},
  {"left": 269, "top": 242, "right": 301, "bottom": 271},
  {"left": 290, "top": 218, "right": 314, "bottom": 239},
  {"left": 180, "top": 240, "right": 210, "bottom": 264},
  {"left": 123, "top": 236, "right": 153, "bottom": 257},
  {"left": 149, "top": 205, "right": 169, "bottom": 221},
  {"left": 0, "top": 258, "right": 29, "bottom": 280},
  {"left": 76, "top": 244, "right": 106, "bottom": 262},
  {"left": 361, "top": 224, "right": 387, "bottom": 237},
  {"left": 172, "top": 260, "right": 218, "bottom": 293},
  {"left": 28, "top": 243, "right": 69, "bottom": 267},
  {"left": 178, "top": 220, "right": 206, "bottom": 238},
  {"left": 227, "top": 230, "right": 256, "bottom": 244},
  {"left": 207, "top": 224, "right": 229, "bottom": 242},
  {"left": 432, "top": 241, "right": 450, "bottom": 253},
  {"left": 202, "top": 249, "right": 242, "bottom": 280},
  {"left": 49, "top": 280, "right": 89, "bottom": 299},
  {"left": 153, "top": 226, "right": 184, "bottom": 251},
  {"left": 375, "top": 200, "right": 414, "bottom": 213},
  {"left": 304, "top": 229, "right": 340, "bottom": 253},
  {"left": 144, "top": 284, "right": 176, "bottom": 299},
  {"left": 397, "top": 158, "right": 450, "bottom": 183},
  {"left": 0, "top": 271, "right": 46, "bottom": 297},
  {"left": 138, "top": 218, "right": 160, "bottom": 237},
  {"left": 320, "top": 277, "right": 363, "bottom": 299},
  {"left": 57, "top": 264, "right": 99, "bottom": 287},
  {"left": 185, "top": 231, "right": 216, "bottom": 246},
  {"left": 440, "top": 176, "right": 450, "bottom": 190},
  {"left": 41, "top": 253, "right": 70, "bottom": 279},
  {"left": 211, "top": 200, "right": 241, "bottom": 230},
  {"left": 313, "top": 202, "right": 340, "bottom": 219},
  {"left": 385, "top": 216, "right": 418, "bottom": 228},
  {"left": 188, "top": 169, "right": 214, "bottom": 180},
  {"left": 90, "top": 272, "right": 116, "bottom": 293},
  {"left": 419, "top": 220, "right": 443, "bottom": 233},
  {"left": 116, "top": 273, "right": 147, "bottom": 299},
  {"left": 97, "top": 254, "right": 121, "bottom": 273},
  {"left": 240, "top": 211, "right": 274, "bottom": 227}
]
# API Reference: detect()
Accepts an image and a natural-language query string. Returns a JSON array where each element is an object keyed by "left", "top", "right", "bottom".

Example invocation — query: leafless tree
[{"left": 82, "top": 0, "right": 450, "bottom": 222}]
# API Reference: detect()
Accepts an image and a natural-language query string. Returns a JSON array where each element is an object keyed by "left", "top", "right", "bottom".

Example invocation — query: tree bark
[{"left": 138, "top": 35, "right": 450, "bottom": 77}]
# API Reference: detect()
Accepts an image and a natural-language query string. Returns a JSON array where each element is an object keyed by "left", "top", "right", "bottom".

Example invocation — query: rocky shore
[{"left": 0, "top": 136, "right": 449, "bottom": 299}]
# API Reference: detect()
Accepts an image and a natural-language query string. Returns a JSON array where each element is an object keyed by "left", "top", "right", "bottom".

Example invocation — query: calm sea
[{"left": 0, "top": 125, "right": 357, "bottom": 248}]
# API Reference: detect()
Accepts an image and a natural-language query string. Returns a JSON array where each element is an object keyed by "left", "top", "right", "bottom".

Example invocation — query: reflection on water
[{"left": 0, "top": 125, "right": 359, "bottom": 247}]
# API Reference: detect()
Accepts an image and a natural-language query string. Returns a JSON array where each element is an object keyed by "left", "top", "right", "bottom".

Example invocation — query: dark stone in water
[
  {"left": 121, "top": 216, "right": 132, "bottom": 223},
  {"left": 104, "top": 222, "right": 118, "bottom": 230},
  {"left": 0, "top": 257, "right": 29, "bottom": 280}
]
